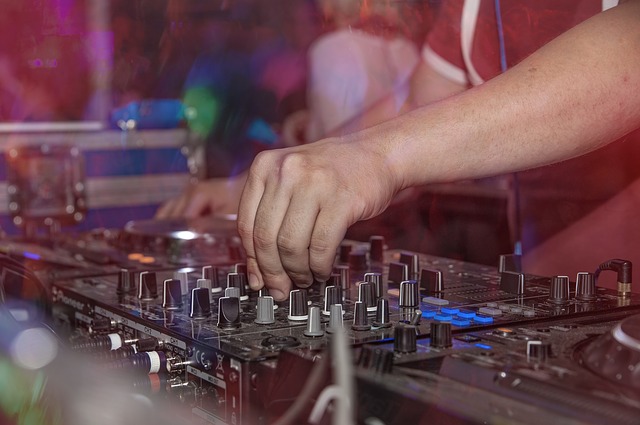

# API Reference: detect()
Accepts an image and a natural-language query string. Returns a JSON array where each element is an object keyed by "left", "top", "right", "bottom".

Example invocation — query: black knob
[
  {"left": 258, "top": 287, "right": 271, "bottom": 298},
  {"left": 334, "top": 265, "right": 350, "bottom": 292},
  {"left": 217, "top": 296, "right": 241, "bottom": 329},
  {"left": 399, "top": 252, "right": 420, "bottom": 279},
  {"left": 189, "top": 287, "right": 211, "bottom": 319},
  {"left": 498, "top": 253, "right": 522, "bottom": 273},
  {"left": 369, "top": 236, "right": 385, "bottom": 263},
  {"left": 430, "top": 322, "right": 452, "bottom": 348},
  {"left": 202, "top": 265, "right": 222, "bottom": 294},
  {"left": 576, "top": 272, "right": 597, "bottom": 302},
  {"left": 527, "top": 340, "right": 552, "bottom": 362},
  {"left": 394, "top": 324, "right": 417, "bottom": 353},
  {"left": 549, "top": 275, "right": 570, "bottom": 305},
  {"left": 420, "top": 268, "right": 444, "bottom": 294},
  {"left": 339, "top": 243, "right": 352, "bottom": 263},
  {"left": 323, "top": 285, "right": 342, "bottom": 315},
  {"left": 174, "top": 270, "right": 189, "bottom": 296},
  {"left": 349, "top": 252, "right": 368, "bottom": 271},
  {"left": 234, "top": 263, "right": 247, "bottom": 276},
  {"left": 357, "top": 345, "right": 394, "bottom": 374},
  {"left": 117, "top": 269, "right": 135, "bottom": 295},
  {"left": 358, "top": 282, "right": 376, "bottom": 312},
  {"left": 327, "top": 273, "right": 341, "bottom": 287},
  {"left": 364, "top": 272, "right": 383, "bottom": 299},
  {"left": 399, "top": 280, "right": 419, "bottom": 308},
  {"left": 227, "top": 272, "right": 248, "bottom": 301},
  {"left": 388, "top": 262, "right": 409, "bottom": 285},
  {"left": 288, "top": 289, "right": 309, "bottom": 321},
  {"left": 500, "top": 271, "right": 525, "bottom": 295},
  {"left": 352, "top": 301, "right": 371, "bottom": 331},
  {"left": 372, "top": 298, "right": 392, "bottom": 328},
  {"left": 138, "top": 271, "right": 158, "bottom": 301},
  {"left": 162, "top": 279, "right": 183, "bottom": 310}
]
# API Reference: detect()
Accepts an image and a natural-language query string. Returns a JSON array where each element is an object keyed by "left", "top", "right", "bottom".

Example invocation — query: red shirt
[{"left": 424, "top": 0, "right": 613, "bottom": 86}]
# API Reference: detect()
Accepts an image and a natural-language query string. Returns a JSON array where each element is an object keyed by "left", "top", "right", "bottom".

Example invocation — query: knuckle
[
  {"left": 309, "top": 241, "right": 338, "bottom": 280},
  {"left": 253, "top": 228, "right": 277, "bottom": 251},
  {"left": 278, "top": 152, "right": 308, "bottom": 175},
  {"left": 276, "top": 233, "right": 303, "bottom": 258},
  {"left": 236, "top": 219, "right": 253, "bottom": 241},
  {"left": 251, "top": 150, "right": 277, "bottom": 172},
  {"left": 309, "top": 256, "right": 334, "bottom": 280}
]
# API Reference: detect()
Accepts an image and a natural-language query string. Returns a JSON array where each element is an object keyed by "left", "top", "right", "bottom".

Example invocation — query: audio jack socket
[{"left": 167, "top": 355, "right": 192, "bottom": 373}]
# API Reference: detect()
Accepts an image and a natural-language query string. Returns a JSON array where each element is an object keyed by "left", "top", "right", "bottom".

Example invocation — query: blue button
[
  {"left": 474, "top": 315, "right": 494, "bottom": 324},
  {"left": 434, "top": 314, "right": 453, "bottom": 322},
  {"left": 441, "top": 307, "right": 460, "bottom": 315},
  {"left": 457, "top": 310, "right": 476, "bottom": 319},
  {"left": 452, "top": 318, "right": 470, "bottom": 327},
  {"left": 422, "top": 310, "right": 437, "bottom": 318}
]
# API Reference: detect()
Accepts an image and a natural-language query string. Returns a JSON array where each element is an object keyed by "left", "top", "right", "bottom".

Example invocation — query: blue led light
[
  {"left": 475, "top": 343, "right": 492, "bottom": 350},
  {"left": 434, "top": 314, "right": 453, "bottom": 322},
  {"left": 452, "top": 319, "right": 470, "bottom": 327},
  {"left": 474, "top": 315, "right": 494, "bottom": 324},
  {"left": 23, "top": 251, "right": 41, "bottom": 260},
  {"left": 441, "top": 307, "right": 460, "bottom": 315},
  {"left": 457, "top": 310, "right": 476, "bottom": 319},
  {"left": 422, "top": 310, "right": 437, "bottom": 318}
]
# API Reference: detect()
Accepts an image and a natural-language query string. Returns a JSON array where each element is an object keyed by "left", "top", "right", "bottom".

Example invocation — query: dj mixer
[{"left": 3, "top": 217, "right": 640, "bottom": 425}]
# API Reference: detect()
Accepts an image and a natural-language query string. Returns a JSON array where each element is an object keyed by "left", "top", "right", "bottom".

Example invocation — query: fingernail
[{"left": 248, "top": 273, "right": 261, "bottom": 290}]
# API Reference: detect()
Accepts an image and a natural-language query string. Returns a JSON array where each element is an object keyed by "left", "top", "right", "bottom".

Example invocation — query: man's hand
[
  {"left": 155, "top": 174, "right": 247, "bottom": 219},
  {"left": 237, "top": 136, "right": 399, "bottom": 301}
]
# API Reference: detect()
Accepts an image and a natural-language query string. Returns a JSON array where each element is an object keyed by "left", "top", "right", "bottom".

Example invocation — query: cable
[
  {"left": 330, "top": 328, "right": 355, "bottom": 425},
  {"left": 272, "top": 328, "right": 356, "bottom": 425},
  {"left": 494, "top": 0, "right": 523, "bottom": 255},
  {"left": 271, "top": 353, "right": 330, "bottom": 425},
  {"left": 594, "top": 258, "right": 632, "bottom": 295},
  {"left": 306, "top": 328, "right": 355, "bottom": 424},
  {"left": 494, "top": 0, "right": 508, "bottom": 73}
]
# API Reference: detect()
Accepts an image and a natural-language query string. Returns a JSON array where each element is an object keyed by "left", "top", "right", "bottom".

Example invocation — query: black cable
[{"left": 594, "top": 258, "right": 632, "bottom": 294}]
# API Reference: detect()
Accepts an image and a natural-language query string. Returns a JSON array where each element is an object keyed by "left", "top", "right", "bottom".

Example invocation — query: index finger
[{"left": 237, "top": 167, "right": 265, "bottom": 292}]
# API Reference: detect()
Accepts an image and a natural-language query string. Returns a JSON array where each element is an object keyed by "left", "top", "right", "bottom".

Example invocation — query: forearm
[
  {"left": 329, "top": 60, "right": 466, "bottom": 137},
  {"left": 351, "top": 1, "right": 640, "bottom": 191}
]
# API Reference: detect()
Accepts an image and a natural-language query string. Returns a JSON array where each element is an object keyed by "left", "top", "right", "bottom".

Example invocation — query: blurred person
[
  {"left": 156, "top": 0, "right": 323, "bottom": 218},
  {"left": 281, "top": 0, "right": 422, "bottom": 145},
  {"left": 156, "top": 0, "right": 427, "bottom": 224},
  {"left": 235, "top": 0, "right": 640, "bottom": 300}
]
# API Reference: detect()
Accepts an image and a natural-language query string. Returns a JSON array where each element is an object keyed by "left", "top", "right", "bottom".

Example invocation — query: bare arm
[
  {"left": 329, "top": 59, "right": 468, "bottom": 136},
  {"left": 238, "top": 1, "right": 640, "bottom": 300}
]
